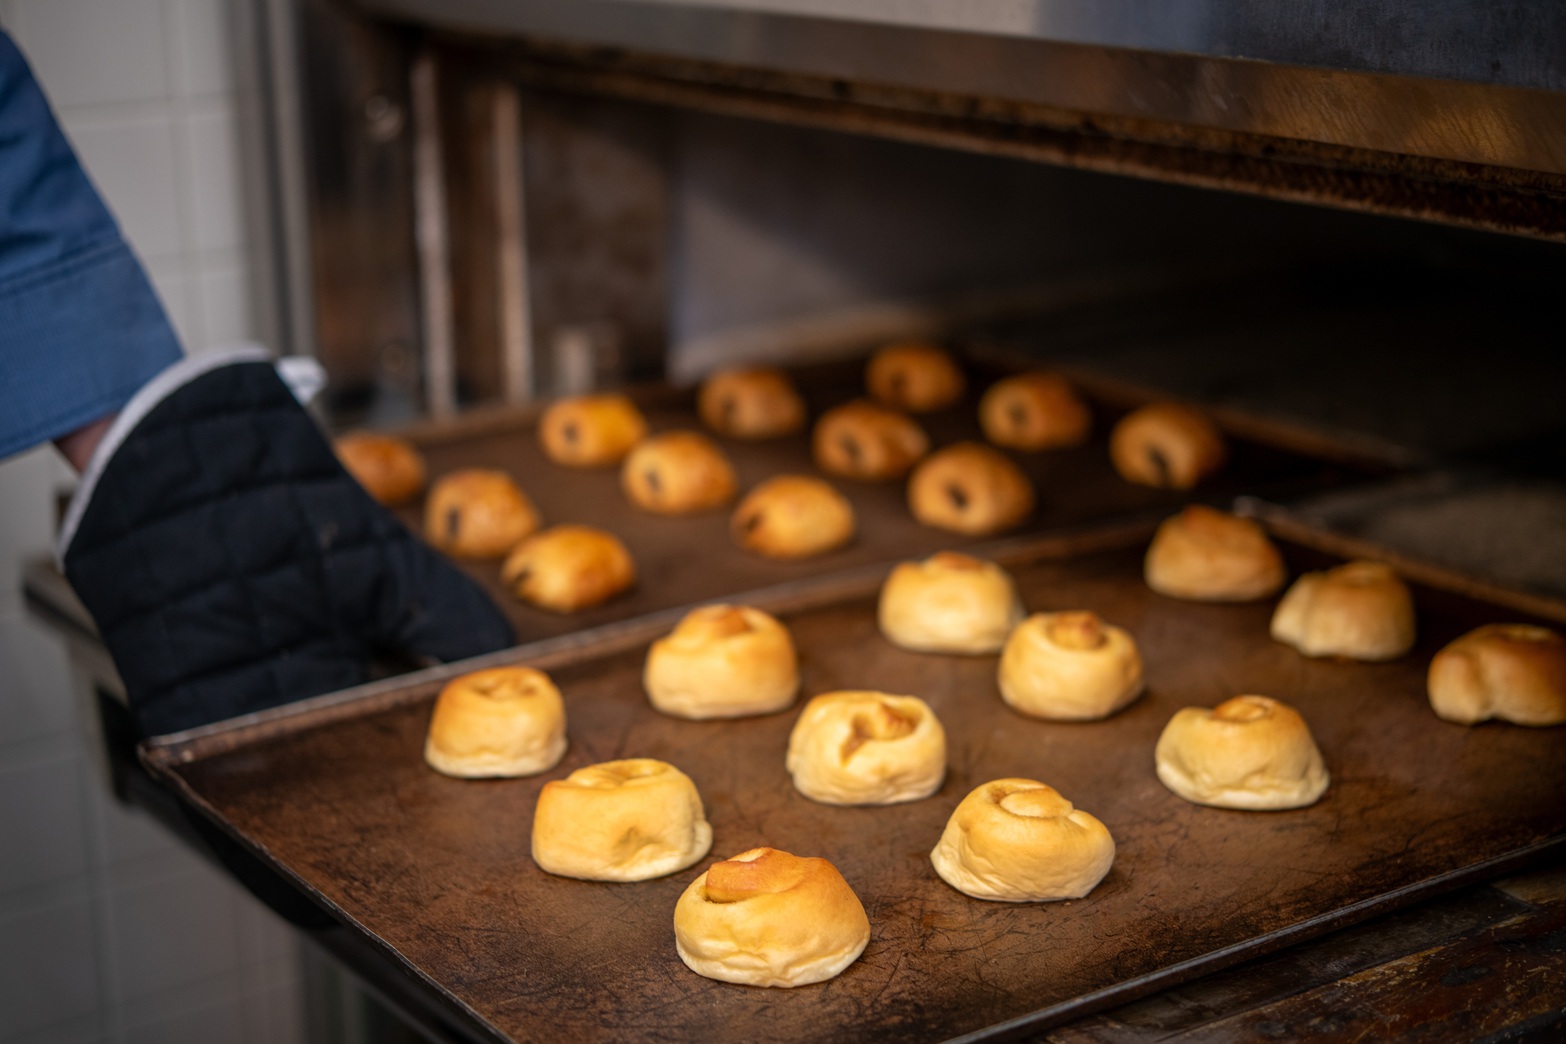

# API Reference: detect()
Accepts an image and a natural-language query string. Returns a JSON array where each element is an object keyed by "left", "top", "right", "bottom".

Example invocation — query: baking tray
[{"left": 142, "top": 512, "right": 1566, "bottom": 1042}]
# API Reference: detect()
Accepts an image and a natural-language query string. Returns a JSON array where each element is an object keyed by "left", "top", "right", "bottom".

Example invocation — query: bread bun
[
  {"left": 539, "top": 394, "right": 648, "bottom": 467},
  {"left": 1270, "top": 560, "right": 1415, "bottom": 661},
  {"left": 673, "top": 848, "right": 870, "bottom": 987},
  {"left": 335, "top": 431, "right": 427, "bottom": 506},
  {"left": 878, "top": 552, "right": 1024, "bottom": 654},
  {"left": 907, "top": 442, "right": 1034, "bottom": 536},
  {"left": 531, "top": 759, "right": 712, "bottom": 881},
  {"left": 644, "top": 605, "right": 799, "bottom": 719},
  {"left": 978, "top": 373, "right": 1091, "bottom": 451},
  {"left": 786, "top": 690, "right": 946, "bottom": 805},
  {"left": 1109, "top": 403, "right": 1226, "bottom": 489},
  {"left": 812, "top": 400, "right": 929, "bottom": 481},
  {"left": 501, "top": 524, "right": 635, "bottom": 613},
  {"left": 621, "top": 431, "right": 737, "bottom": 515},
  {"left": 731, "top": 475, "right": 855, "bottom": 560},
  {"left": 1144, "top": 506, "right": 1287, "bottom": 602},
  {"left": 1155, "top": 695, "right": 1330, "bottom": 810},
  {"left": 998, "top": 611, "right": 1144, "bottom": 721},
  {"left": 866, "top": 342, "right": 965, "bottom": 413},
  {"left": 424, "top": 666, "right": 566, "bottom": 778},
  {"left": 424, "top": 468, "right": 541, "bottom": 558},
  {"left": 1428, "top": 623, "right": 1566, "bottom": 726},
  {"left": 697, "top": 367, "right": 806, "bottom": 440},
  {"left": 930, "top": 779, "right": 1115, "bottom": 902}
]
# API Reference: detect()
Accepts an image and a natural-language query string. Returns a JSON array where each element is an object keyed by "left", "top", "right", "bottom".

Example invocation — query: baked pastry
[
  {"left": 812, "top": 400, "right": 929, "bottom": 481},
  {"left": 878, "top": 551, "right": 1024, "bottom": 655},
  {"left": 644, "top": 605, "right": 800, "bottom": 719},
  {"left": 538, "top": 393, "right": 648, "bottom": 467},
  {"left": 334, "top": 431, "right": 427, "bottom": 506},
  {"left": 998, "top": 611, "right": 1144, "bottom": 721},
  {"left": 731, "top": 475, "right": 855, "bottom": 559},
  {"left": 930, "top": 779, "right": 1115, "bottom": 902},
  {"left": 424, "top": 468, "right": 541, "bottom": 558},
  {"left": 531, "top": 759, "right": 713, "bottom": 881},
  {"left": 424, "top": 666, "right": 567, "bottom": 778},
  {"left": 673, "top": 847, "right": 870, "bottom": 988},
  {"left": 697, "top": 367, "right": 807, "bottom": 440},
  {"left": 866, "top": 342, "right": 965, "bottom": 413},
  {"left": 1270, "top": 560, "right": 1415, "bottom": 661},
  {"left": 1144, "top": 505, "right": 1287, "bottom": 602},
  {"left": 621, "top": 431, "right": 737, "bottom": 515},
  {"left": 501, "top": 524, "right": 635, "bottom": 613},
  {"left": 1109, "top": 403, "right": 1226, "bottom": 489},
  {"left": 907, "top": 442, "right": 1034, "bottom": 536},
  {"left": 978, "top": 373, "right": 1091, "bottom": 452},
  {"left": 786, "top": 690, "right": 946, "bottom": 805},
  {"left": 1428, "top": 623, "right": 1566, "bottom": 726},
  {"left": 1154, "top": 695, "right": 1330, "bottom": 810}
]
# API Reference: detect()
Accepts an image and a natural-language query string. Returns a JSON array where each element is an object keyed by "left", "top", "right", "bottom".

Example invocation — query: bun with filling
[
  {"left": 1109, "top": 403, "right": 1226, "bottom": 489},
  {"left": 532, "top": 759, "right": 712, "bottom": 881},
  {"left": 697, "top": 367, "right": 807, "bottom": 440},
  {"left": 730, "top": 475, "right": 856, "bottom": 559},
  {"left": 1428, "top": 623, "right": 1566, "bottom": 726},
  {"left": 424, "top": 468, "right": 541, "bottom": 558},
  {"left": 998, "top": 611, "right": 1144, "bottom": 721},
  {"left": 978, "top": 373, "right": 1091, "bottom": 451},
  {"left": 786, "top": 690, "right": 946, "bottom": 805},
  {"left": 424, "top": 666, "right": 566, "bottom": 778},
  {"left": 1155, "top": 694, "right": 1330, "bottom": 810},
  {"left": 621, "top": 431, "right": 737, "bottom": 515},
  {"left": 907, "top": 442, "right": 1034, "bottom": 536},
  {"left": 812, "top": 400, "right": 929, "bottom": 481},
  {"left": 1270, "top": 560, "right": 1415, "bottom": 661},
  {"left": 501, "top": 524, "right": 635, "bottom": 612},
  {"left": 335, "top": 431, "right": 427, "bottom": 506},
  {"left": 539, "top": 394, "right": 648, "bottom": 467},
  {"left": 1144, "top": 505, "right": 1287, "bottom": 602},
  {"left": 866, "top": 342, "right": 965, "bottom": 413},
  {"left": 644, "top": 604, "right": 800, "bottom": 719},
  {"left": 878, "top": 551, "right": 1024, "bottom": 655}
]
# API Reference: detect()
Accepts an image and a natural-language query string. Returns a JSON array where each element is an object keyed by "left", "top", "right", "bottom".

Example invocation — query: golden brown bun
[
  {"left": 424, "top": 468, "right": 541, "bottom": 558},
  {"left": 731, "top": 476, "right": 855, "bottom": 559},
  {"left": 335, "top": 432, "right": 427, "bottom": 506},
  {"left": 786, "top": 690, "right": 946, "bottom": 805},
  {"left": 674, "top": 848, "right": 870, "bottom": 988},
  {"left": 538, "top": 394, "right": 648, "bottom": 467},
  {"left": 424, "top": 667, "right": 567, "bottom": 778},
  {"left": 697, "top": 367, "right": 806, "bottom": 440},
  {"left": 930, "top": 779, "right": 1115, "bottom": 902},
  {"left": 979, "top": 374, "right": 1091, "bottom": 452},
  {"left": 501, "top": 524, "right": 635, "bottom": 613},
  {"left": 812, "top": 400, "right": 930, "bottom": 481},
  {"left": 1144, "top": 506, "right": 1287, "bottom": 602},
  {"left": 907, "top": 442, "right": 1034, "bottom": 536},
  {"left": 998, "top": 611, "right": 1144, "bottom": 721},
  {"left": 532, "top": 759, "right": 712, "bottom": 881},
  {"left": 878, "top": 552, "right": 1024, "bottom": 654},
  {"left": 621, "top": 432, "right": 737, "bottom": 515},
  {"left": 1155, "top": 695, "right": 1330, "bottom": 810},
  {"left": 1270, "top": 560, "right": 1415, "bottom": 661},
  {"left": 866, "top": 342, "right": 965, "bottom": 413},
  {"left": 645, "top": 605, "right": 800, "bottom": 719},
  {"left": 1428, "top": 624, "right": 1566, "bottom": 726},
  {"left": 1109, "top": 403, "right": 1226, "bottom": 489}
]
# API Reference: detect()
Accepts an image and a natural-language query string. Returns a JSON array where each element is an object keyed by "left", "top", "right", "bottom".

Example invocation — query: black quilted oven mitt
[{"left": 58, "top": 349, "right": 515, "bottom": 736}]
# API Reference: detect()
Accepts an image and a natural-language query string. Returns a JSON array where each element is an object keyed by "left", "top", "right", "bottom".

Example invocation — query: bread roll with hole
[
  {"left": 1109, "top": 403, "right": 1226, "bottom": 489},
  {"left": 998, "top": 611, "right": 1145, "bottom": 721},
  {"left": 539, "top": 393, "right": 648, "bottom": 467},
  {"left": 335, "top": 431, "right": 427, "bottom": 506},
  {"left": 424, "top": 468, "right": 541, "bottom": 558},
  {"left": 424, "top": 666, "right": 566, "bottom": 778},
  {"left": 812, "top": 400, "right": 929, "bottom": 481},
  {"left": 786, "top": 691, "right": 946, "bottom": 805},
  {"left": 1270, "top": 560, "right": 1415, "bottom": 661},
  {"left": 930, "top": 779, "right": 1115, "bottom": 902},
  {"left": 532, "top": 759, "right": 713, "bottom": 881},
  {"left": 866, "top": 341, "right": 965, "bottom": 413},
  {"left": 673, "top": 848, "right": 870, "bottom": 987},
  {"left": 644, "top": 605, "right": 800, "bottom": 719},
  {"left": 730, "top": 475, "right": 855, "bottom": 559},
  {"left": 697, "top": 367, "right": 806, "bottom": 440},
  {"left": 1428, "top": 623, "right": 1566, "bottom": 726},
  {"left": 501, "top": 524, "right": 635, "bottom": 613},
  {"left": 979, "top": 373, "right": 1091, "bottom": 451},
  {"left": 1155, "top": 695, "right": 1329, "bottom": 810},
  {"left": 1144, "top": 505, "right": 1286, "bottom": 602},
  {"left": 878, "top": 552, "right": 1024, "bottom": 654},
  {"left": 621, "top": 431, "right": 737, "bottom": 514},
  {"left": 907, "top": 442, "right": 1034, "bottom": 536}
]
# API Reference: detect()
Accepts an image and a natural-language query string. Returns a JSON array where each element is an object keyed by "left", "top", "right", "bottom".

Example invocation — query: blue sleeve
[{"left": 0, "top": 31, "right": 183, "bottom": 461}]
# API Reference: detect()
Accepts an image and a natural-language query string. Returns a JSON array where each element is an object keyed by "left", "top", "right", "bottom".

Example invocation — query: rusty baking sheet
[{"left": 143, "top": 515, "right": 1566, "bottom": 1042}]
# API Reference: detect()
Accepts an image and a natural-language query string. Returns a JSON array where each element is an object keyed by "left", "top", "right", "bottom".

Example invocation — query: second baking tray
[{"left": 143, "top": 515, "right": 1566, "bottom": 1042}]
